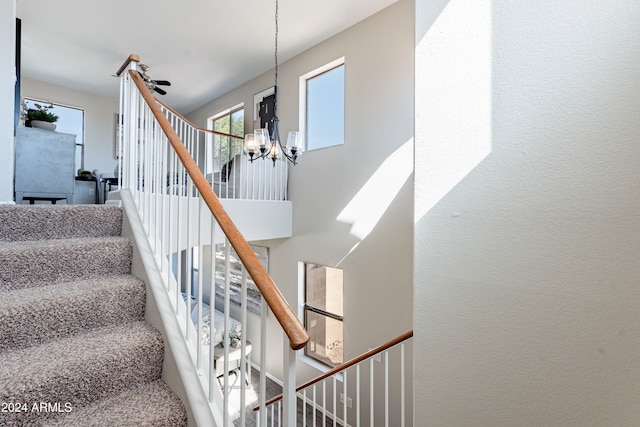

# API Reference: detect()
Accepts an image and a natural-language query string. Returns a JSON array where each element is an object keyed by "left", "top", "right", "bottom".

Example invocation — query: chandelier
[{"left": 244, "top": 0, "right": 301, "bottom": 166}]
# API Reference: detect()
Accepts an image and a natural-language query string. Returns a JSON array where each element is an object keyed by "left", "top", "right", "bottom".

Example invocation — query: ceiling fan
[{"left": 138, "top": 64, "right": 171, "bottom": 95}]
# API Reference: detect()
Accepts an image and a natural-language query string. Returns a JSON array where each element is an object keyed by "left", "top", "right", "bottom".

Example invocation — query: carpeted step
[
  {"left": 44, "top": 379, "right": 187, "bottom": 427},
  {"left": 0, "top": 236, "right": 132, "bottom": 291},
  {"left": 0, "top": 321, "right": 165, "bottom": 427},
  {"left": 0, "top": 204, "right": 123, "bottom": 242},
  {"left": 0, "top": 275, "right": 146, "bottom": 352}
]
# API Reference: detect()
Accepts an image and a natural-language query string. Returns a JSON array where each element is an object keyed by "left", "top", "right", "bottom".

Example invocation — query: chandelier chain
[
  {"left": 244, "top": 0, "right": 298, "bottom": 165},
  {"left": 274, "top": 0, "right": 279, "bottom": 117}
]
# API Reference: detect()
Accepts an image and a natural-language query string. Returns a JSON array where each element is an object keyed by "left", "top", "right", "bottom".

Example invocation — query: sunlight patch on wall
[
  {"left": 337, "top": 138, "right": 413, "bottom": 241},
  {"left": 414, "top": 0, "right": 493, "bottom": 219}
]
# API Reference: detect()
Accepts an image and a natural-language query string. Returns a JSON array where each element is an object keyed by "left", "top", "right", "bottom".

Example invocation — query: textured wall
[{"left": 415, "top": 0, "right": 640, "bottom": 425}]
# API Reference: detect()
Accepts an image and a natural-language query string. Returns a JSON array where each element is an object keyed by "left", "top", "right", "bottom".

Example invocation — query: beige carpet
[{"left": 0, "top": 204, "right": 187, "bottom": 426}]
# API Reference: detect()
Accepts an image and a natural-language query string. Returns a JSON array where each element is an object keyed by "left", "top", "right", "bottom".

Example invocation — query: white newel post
[
  {"left": 282, "top": 337, "right": 297, "bottom": 426},
  {"left": 126, "top": 61, "right": 138, "bottom": 191}
]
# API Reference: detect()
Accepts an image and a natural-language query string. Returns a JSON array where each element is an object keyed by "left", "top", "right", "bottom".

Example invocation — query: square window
[{"left": 300, "top": 59, "right": 345, "bottom": 152}]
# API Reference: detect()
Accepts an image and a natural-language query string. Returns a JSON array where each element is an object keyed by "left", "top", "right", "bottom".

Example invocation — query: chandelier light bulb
[{"left": 244, "top": 134, "right": 257, "bottom": 155}]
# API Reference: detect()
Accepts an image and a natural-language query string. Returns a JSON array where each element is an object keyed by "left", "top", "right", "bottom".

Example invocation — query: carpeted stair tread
[
  {"left": 0, "top": 275, "right": 146, "bottom": 351},
  {"left": 0, "top": 204, "right": 123, "bottom": 242},
  {"left": 0, "top": 205, "right": 188, "bottom": 425},
  {"left": 0, "top": 321, "right": 164, "bottom": 427},
  {"left": 44, "top": 379, "right": 187, "bottom": 427},
  {"left": 0, "top": 236, "right": 132, "bottom": 291}
]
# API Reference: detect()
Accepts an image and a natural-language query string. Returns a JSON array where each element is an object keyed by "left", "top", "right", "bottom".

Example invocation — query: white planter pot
[{"left": 31, "top": 120, "right": 57, "bottom": 131}]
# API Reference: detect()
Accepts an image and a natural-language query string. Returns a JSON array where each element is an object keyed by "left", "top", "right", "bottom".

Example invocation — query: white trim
[
  {"left": 206, "top": 102, "right": 244, "bottom": 130},
  {"left": 298, "top": 57, "right": 346, "bottom": 152},
  {"left": 253, "top": 87, "right": 275, "bottom": 122}
]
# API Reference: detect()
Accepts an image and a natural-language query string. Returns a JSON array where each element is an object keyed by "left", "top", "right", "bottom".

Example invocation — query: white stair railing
[
  {"left": 256, "top": 331, "right": 413, "bottom": 427},
  {"left": 156, "top": 97, "right": 289, "bottom": 201},
  {"left": 115, "top": 54, "right": 308, "bottom": 427}
]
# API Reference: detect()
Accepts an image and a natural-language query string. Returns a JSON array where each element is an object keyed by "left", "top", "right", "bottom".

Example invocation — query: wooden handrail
[
  {"left": 127, "top": 70, "right": 309, "bottom": 350},
  {"left": 115, "top": 54, "right": 140, "bottom": 77},
  {"left": 254, "top": 330, "right": 414, "bottom": 411},
  {"left": 154, "top": 97, "right": 242, "bottom": 139}
]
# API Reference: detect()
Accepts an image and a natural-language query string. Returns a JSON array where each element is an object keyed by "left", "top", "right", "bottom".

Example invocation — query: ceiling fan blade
[
  {"left": 137, "top": 70, "right": 151, "bottom": 82},
  {"left": 153, "top": 86, "right": 167, "bottom": 95},
  {"left": 152, "top": 80, "right": 171, "bottom": 86}
]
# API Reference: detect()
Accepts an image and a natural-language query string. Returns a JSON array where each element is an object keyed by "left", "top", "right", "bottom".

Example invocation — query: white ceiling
[{"left": 16, "top": 0, "right": 397, "bottom": 114}]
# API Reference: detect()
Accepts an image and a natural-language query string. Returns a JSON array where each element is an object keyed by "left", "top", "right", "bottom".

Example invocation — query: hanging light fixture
[{"left": 244, "top": 0, "right": 302, "bottom": 166}]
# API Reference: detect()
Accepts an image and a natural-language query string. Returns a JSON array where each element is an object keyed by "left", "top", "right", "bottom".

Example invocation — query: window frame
[
  {"left": 205, "top": 104, "right": 244, "bottom": 175},
  {"left": 300, "top": 261, "right": 344, "bottom": 369},
  {"left": 298, "top": 57, "right": 345, "bottom": 152}
]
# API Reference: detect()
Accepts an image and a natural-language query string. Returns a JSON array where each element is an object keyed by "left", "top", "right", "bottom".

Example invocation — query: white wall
[
  {"left": 21, "top": 78, "right": 119, "bottom": 175},
  {"left": 0, "top": 0, "right": 16, "bottom": 202},
  {"left": 415, "top": 0, "right": 640, "bottom": 425},
  {"left": 189, "top": 0, "right": 413, "bottom": 422}
]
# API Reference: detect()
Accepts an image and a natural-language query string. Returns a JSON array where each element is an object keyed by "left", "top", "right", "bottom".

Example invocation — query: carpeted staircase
[{"left": 0, "top": 204, "right": 187, "bottom": 426}]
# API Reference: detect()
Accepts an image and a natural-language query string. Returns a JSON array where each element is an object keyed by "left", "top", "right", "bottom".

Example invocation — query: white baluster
[
  {"left": 332, "top": 376, "right": 337, "bottom": 427},
  {"left": 159, "top": 132, "right": 168, "bottom": 288},
  {"left": 240, "top": 267, "right": 248, "bottom": 426},
  {"left": 370, "top": 359, "right": 374, "bottom": 427},
  {"left": 343, "top": 370, "right": 347, "bottom": 427},
  {"left": 223, "top": 239, "right": 231, "bottom": 427},
  {"left": 356, "top": 364, "right": 361, "bottom": 427},
  {"left": 322, "top": 381, "right": 327, "bottom": 427},
  {"left": 283, "top": 338, "right": 297, "bottom": 427},
  {"left": 401, "top": 343, "right": 406, "bottom": 427},
  {"left": 260, "top": 299, "right": 268, "bottom": 427},
  {"left": 208, "top": 220, "right": 216, "bottom": 403},
  {"left": 384, "top": 351, "right": 389, "bottom": 427},
  {"left": 302, "top": 389, "right": 307, "bottom": 427},
  {"left": 195, "top": 199, "right": 203, "bottom": 373},
  {"left": 312, "top": 384, "right": 317, "bottom": 427}
]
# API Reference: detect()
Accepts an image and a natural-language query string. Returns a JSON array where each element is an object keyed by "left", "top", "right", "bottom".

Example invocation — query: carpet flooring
[{"left": 0, "top": 204, "right": 187, "bottom": 426}]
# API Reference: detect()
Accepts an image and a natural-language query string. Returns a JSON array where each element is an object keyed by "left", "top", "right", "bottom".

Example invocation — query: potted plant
[
  {"left": 26, "top": 103, "right": 59, "bottom": 131},
  {"left": 221, "top": 330, "right": 242, "bottom": 348}
]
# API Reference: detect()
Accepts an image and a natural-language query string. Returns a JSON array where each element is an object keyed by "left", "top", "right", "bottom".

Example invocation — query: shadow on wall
[
  {"left": 415, "top": 0, "right": 493, "bottom": 221},
  {"left": 335, "top": 138, "right": 413, "bottom": 265}
]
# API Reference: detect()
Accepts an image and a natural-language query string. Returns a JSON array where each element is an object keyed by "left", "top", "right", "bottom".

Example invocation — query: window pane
[
  {"left": 230, "top": 109, "right": 244, "bottom": 137},
  {"left": 305, "top": 263, "right": 343, "bottom": 316},
  {"left": 305, "top": 65, "right": 344, "bottom": 151},
  {"left": 214, "top": 114, "right": 230, "bottom": 133},
  {"left": 305, "top": 309, "right": 343, "bottom": 367},
  {"left": 210, "top": 107, "right": 244, "bottom": 173}
]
